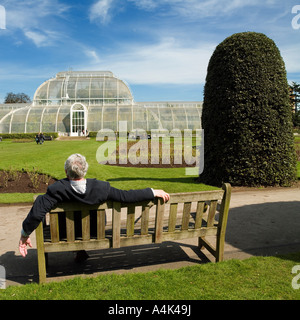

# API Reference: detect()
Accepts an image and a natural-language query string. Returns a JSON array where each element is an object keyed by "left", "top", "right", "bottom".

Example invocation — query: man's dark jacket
[{"left": 22, "top": 178, "right": 154, "bottom": 235}]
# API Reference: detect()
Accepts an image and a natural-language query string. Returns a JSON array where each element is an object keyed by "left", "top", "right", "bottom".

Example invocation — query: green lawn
[
  {"left": 0, "top": 139, "right": 216, "bottom": 203},
  {"left": 0, "top": 138, "right": 299, "bottom": 204},
  {"left": 1, "top": 252, "right": 300, "bottom": 300},
  {"left": 1, "top": 138, "right": 300, "bottom": 300}
]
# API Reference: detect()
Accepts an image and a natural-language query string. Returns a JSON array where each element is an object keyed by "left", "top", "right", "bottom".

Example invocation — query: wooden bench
[
  {"left": 44, "top": 136, "right": 53, "bottom": 141},
  {"left": 35, "top": 183, "right": 231, "bottom": 283}
]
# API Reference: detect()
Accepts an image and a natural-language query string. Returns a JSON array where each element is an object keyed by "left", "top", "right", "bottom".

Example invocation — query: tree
[
  {"left": 293, "top": 110, "right": 300, "bottom": 127},
  {"left": 199, "top": 32, "right": 297, "bottom": 187},
  {"left": 4, "top": 92, "right": 31, "bottom": 103},
  {"left": 290, "top": 82, "right": 300, "bottom": 127}
]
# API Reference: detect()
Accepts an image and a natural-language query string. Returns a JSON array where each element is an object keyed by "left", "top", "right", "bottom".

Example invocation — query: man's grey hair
[{"left": 64, "top": 153, "right": 89, "bottom": 179}]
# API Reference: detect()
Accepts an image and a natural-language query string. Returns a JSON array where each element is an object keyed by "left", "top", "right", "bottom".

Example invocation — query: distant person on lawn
[{"left": 19, "top": 153, "right": 170, "bottom": 257}]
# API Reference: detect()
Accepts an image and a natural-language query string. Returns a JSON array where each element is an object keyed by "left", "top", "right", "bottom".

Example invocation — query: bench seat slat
[
  {"left": 44, "top": 239, "right": 110, "bottom": 252},
  {"left": 162, "top": 227, "right": 217, "bottom": 242},
  {"left": 120, "top": 234, "right": 153, "bottom": 247}
]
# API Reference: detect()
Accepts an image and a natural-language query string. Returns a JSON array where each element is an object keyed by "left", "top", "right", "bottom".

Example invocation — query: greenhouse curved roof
[
  {"left": 0, "top": 71, "right": 203, "bottom": 134},
  {"left": 33, "top": 71, "right": 134, "bottom": 106}
]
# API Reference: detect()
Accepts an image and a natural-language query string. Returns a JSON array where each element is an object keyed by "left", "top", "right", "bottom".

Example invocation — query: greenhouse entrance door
[{"left": 70, "top": 103, "right": 87, "bottom": 136}]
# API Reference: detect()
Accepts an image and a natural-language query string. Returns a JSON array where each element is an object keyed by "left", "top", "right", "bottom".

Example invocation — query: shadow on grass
[
  {"left": 107, "top": 176, "right": 198, "bottom": 183},
  {"left": 107, "top": 176, "right": 220, "bottom": 189}
]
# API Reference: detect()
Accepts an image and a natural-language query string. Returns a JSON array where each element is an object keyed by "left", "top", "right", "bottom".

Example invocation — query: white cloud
[
  {"left": 80, "top": 38, "right": 215, "bottom": 85},
  {"left": 128, "top": 0, "right": 276, "bottom": 19},
  {"left": 85, "top": 49, "right": 101, "bottom": 63},
  {"left": 3, "top": 0, "right": 69, "bottom": 46},
  {"left": 24, "top": 30, "right": 62, "bottom": 47},
  {"left": 89, "top": 0, "right": 116, "bottom": 24},
  {"left": 128, "top": 0, "right": 157, "bottom": 11},
  {"left": 24, "top": 31, "right": 48, "bottom": 47}
]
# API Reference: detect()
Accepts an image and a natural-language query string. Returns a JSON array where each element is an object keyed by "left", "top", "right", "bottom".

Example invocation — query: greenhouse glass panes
[{"left": 0, "top": 71, "right": 203, "bottom": 134}]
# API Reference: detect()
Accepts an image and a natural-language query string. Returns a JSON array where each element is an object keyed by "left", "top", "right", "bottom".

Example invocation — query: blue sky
[{"left": 0, "top": 0, "right": 300, "bottom": 103}]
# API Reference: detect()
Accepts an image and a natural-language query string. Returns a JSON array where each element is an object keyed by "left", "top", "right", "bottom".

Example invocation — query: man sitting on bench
[{"left": 19, "top": 153, "right": 170, "bottom": 258}]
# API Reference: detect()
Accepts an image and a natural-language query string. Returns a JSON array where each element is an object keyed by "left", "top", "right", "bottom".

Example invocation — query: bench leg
[
  {"left": 37, "top": 252, "right": 47, "bottom": 284},
  {"left": 198, "top": 237, "right": 205, "bottom": 250},
  {"left": 198, "top": 236, "right": 218, "bottom": 261},
  {"left": 36, "top": 222, "right": 47, "bottom": 283},
  {"left": 215, "top": 183, "right": 231, "bottom": 262}
]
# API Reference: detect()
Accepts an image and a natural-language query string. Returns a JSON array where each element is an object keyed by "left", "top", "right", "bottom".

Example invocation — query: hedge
[
  {"left": 199, "top": 32, "right": 297, "bottom": 187},
  {"left": 0, "top": 132, "right": 58, "bottom": 140}
]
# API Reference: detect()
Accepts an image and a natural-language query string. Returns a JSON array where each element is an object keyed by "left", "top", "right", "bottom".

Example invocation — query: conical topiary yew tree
[{"left": 199, "top": 32, "right": 297, "bottom": 186}]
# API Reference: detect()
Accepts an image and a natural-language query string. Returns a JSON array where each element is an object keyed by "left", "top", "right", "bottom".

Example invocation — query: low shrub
[{"left": 0, "top": 132, "right": 58, "bottom": 140}]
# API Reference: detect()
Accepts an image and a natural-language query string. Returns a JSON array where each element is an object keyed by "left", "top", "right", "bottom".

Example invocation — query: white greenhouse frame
[{"left": 0, "top": 71, "right": 203, "bottom": 135}]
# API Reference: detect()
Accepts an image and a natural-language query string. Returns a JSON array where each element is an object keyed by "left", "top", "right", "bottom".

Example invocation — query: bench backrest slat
[
  {"left": 51, "top": 201, "right": 113, "bottom": 213},
  {"left": 66, "top": 211, "right": 75, "bottom": 242},
  {"left": 97, "top": 209, "right": 106, "bottom": 239},
  {"left": 49, "top": 213, "right": 59, "bottom": 243},
  {"left": 181, "top": 202, "right": 192, "bottom": 230},
  {"left": 207, "top": 200, "right": 218, "bottom": 228},
  {"left": 126, "top": 205, "right": 135, "bottom": 237},
  {"left": 154, "top": 198, "right": 164, "bottom": 243},
  {"left": 141, "top": 205, "right": 150, "bottom": 236},
  {"left": 168, "top": 203, "right": 178, "bottom": 232},
  {"left": 112, "top": 202, "right": 121, "bottom": 248},
  {"left": 82, "top": 209, "right": 90, "bottom": 241}
]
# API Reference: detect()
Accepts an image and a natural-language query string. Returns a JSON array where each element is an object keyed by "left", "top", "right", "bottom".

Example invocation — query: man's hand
[
  {"left": 153, "top": 189, "right": 170, "bottom": 202},
  {"left": 19, "top": 236, "right": 32, "bottom": 257}
]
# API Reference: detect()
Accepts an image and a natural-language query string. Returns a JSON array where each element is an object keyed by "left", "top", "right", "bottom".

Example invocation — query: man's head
[{"left": 64, "top": 153, "right": 89, "bottom": 180}]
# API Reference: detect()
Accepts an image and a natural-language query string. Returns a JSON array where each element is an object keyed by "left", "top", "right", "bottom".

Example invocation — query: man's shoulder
[
  {"left": 86, "top": 178, "right": 110, "bottom": 189},
  {"left": 47, "top": 178, "right": 69, "bottom": 192},
  {"left": 47, "top": 178, "right": 110, "bottom": 193}
]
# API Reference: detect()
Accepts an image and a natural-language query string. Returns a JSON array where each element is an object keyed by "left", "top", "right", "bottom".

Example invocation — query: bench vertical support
[
  {"left": 216, "top": 183, "right": 231, "bottom": 262},
  {"left": 35, "top": 222, "right": 47, "bottom": 283},
  {"left": 154, "top": 198, "right": 164, "bottom": 243},
  {"left": 66, "top": 211, "right": 75, "bottom": 242},
  {"left": 82, "top": 210, "right": 90, "bottom": 241},
  {"left": 112, "top": 202, "right": 121, "bottom": 248},
  {"left": 141, "top": 206, "right": 149, "bottom": 235}
]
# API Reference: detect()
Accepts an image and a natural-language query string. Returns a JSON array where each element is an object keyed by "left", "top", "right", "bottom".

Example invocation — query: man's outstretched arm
[
  {"left": 107, "top": 186, "right": 170, "bottom": 203},
  {"left": 19, "top": 193, "right": 57, "bottom": 257}
]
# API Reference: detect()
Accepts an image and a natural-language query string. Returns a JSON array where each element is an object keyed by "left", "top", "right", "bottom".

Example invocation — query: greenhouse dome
[{"left": 0, "top": 71, "right": 203, "bottom": 135}]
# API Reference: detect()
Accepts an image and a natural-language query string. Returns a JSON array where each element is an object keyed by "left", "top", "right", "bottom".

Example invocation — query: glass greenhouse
[{"left": 0, "top": 71, "right": 202, "bottom": 135}]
